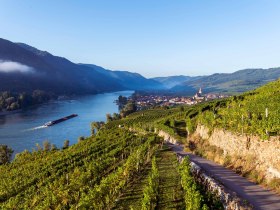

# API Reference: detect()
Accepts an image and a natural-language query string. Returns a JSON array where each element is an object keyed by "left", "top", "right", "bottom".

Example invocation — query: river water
[{"left": 0, "top": 91, "right": 133, "bottom": 155}]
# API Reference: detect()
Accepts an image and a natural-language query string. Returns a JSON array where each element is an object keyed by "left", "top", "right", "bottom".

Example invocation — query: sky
[{"left": 1, "top": 0, "right": 280, "bottom": 77}]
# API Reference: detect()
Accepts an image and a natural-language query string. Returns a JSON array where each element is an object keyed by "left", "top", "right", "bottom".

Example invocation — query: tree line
[{"left": 0, "top": 90, "right": 54, "bottom": 112}]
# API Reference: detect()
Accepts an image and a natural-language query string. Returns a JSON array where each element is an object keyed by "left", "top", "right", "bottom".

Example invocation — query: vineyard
[
  {"left": 0, "top": 79, "right": 279, "bottom": 209},
  {"left": 192, "top": 79, "right": 280, "bottom": 139},
  {"left": 0, "top": 128, "right": 160, "bottom": 209},
  {"left": 119, "top": 79, "right": 280, "bottom": 140},
  {"left": 0, "top": 120, "right": 219, "bottom": 209},
  {"left": 114, "top": 146, "right": 222, "bottom": 210}
]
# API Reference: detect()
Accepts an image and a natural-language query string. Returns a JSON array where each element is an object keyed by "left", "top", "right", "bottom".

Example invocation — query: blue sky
[{"left": 1, "top": 0, "right": 280, "bottom": 77}]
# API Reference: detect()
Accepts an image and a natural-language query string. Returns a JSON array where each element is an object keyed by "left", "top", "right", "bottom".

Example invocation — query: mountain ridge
[
  {"left": 152, "top": 68, "right": 280, "bottom": 94},
  {"left": 1, "top": 37, "right": 280, "bottom": 96},
  {"left": 0, "top": 38, "right": 163, "bottom": 95}
]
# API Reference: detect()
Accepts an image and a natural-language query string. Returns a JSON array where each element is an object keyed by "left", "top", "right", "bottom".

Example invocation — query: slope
[
  {"left": 0, "top": 38, "right": 164, "bottom": 95},
  {"left": 80, "top": 64, "right": 164, "bottom": 90},
  {"left": 171, "top": 68, "right": 280, "bottom": 94},
  {"left": 152, "top": 75, "right": 201, "bottom": 89}
]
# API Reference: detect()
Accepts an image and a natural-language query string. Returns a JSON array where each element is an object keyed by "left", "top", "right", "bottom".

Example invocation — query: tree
[
  {"left": 112, "top": 113, "right": 121, "bottom": 120},
  {"left": 106, "top": 113, "right": 112, "bottom": 123},
  {"left": 0, "top": 145, "right": 13, "bottom": 164},
  {"left": 18, "top": 92, "right": 32, "bottom": 108},
  {"left": 117, "top": 95, "right": 128, "bottom": 109},
  {"left": 8, "top": 102, "right": 20, "bottom": 111},
  {"left": 51, "top": 144, "right": 58, "bottom": 151},
  {"left": 63, "top": 140, "right": 70, "bottom": 149},
  {"left": 43, "top": 140, "right": 51, "bottom": 151},
  {"left": 32, "top": 90, "right": 50, "bottom": 104},
  {"left": 120, "top": 101, "right": 137, "bottom": 117},
  {"left": 78, "top": 136, "right": 85, "bottom": 143},
  {"left": 36, "top": 143, "right": 42, "bottom": 151},
  {"left": 91, "top": 121, "right": 104, "bottom": 135}
]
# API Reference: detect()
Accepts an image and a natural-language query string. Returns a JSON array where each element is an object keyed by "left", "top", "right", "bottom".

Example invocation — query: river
[{"left": 0, "top": 91, "right": 133, "bottom": 156}]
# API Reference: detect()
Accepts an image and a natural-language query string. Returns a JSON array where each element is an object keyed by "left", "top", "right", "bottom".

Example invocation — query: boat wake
[{"left": 24, "top": 125, "right": 48, "bottom": 131}]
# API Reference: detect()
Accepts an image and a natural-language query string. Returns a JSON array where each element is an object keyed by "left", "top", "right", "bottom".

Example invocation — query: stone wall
[
  {"left": 194, "top": 124, "right": 280, "bottom": 180},
  {"left": 158, "top": 130, "right": 179, "bottom": 144},
  {"left": 177, "top": 154, "right": 253, "bottom": 210}
]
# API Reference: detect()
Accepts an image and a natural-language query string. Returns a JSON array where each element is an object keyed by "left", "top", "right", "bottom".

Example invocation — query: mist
[{"left": 0, "top": 60, "right": 34, "bottom": 73}]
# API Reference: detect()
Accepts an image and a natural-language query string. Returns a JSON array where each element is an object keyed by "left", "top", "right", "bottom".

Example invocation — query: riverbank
[
  {"left": 0, "top": 91, "right": 133, "bottom": 156},
  {"left": 0, "top": 109, "right": 22, "bottom": 116}
]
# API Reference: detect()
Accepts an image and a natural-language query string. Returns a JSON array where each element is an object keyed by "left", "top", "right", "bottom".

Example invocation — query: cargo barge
[{"left": 44, "top": 114, "right": 78, "bottom": 126}]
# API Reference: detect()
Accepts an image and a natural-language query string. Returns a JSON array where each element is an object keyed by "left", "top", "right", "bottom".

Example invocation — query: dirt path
[{"left": 167, "top": 142, "right": 280, "bottom": 210}]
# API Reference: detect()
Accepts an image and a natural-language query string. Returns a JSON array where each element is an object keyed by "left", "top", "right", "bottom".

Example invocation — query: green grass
[
  {"left": 113, "top": 163, "right": 152, "bottom": 210},
  {"left": 114, "top": 146, "right": 184, "bottom": 210},
  {"left": 156, "top": 147, "right": 184, "bottom": 209}
]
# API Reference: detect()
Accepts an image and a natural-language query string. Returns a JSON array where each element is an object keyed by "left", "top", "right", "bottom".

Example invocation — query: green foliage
[
  {"left": 178, "top": 157, "right": 208, "bottom": 210},
  {"left": 51, "top": 144, "right": 57, "bottom": 151},
  {"left": 62, "top": 140, "right": 70, "bottom": 149},
  {"left": 186, "top": 117, "right": 196, "bottom": 135},
  {"left": 78, "top": 136, "right": 85, "bottom": 143},
  {"left": 77, "top": 134, "right": 158, "bottom": 209},
  {"left": 141, "top": 156, "right": 159, "bottom": 210},
  {"left": 43, "top": 140, "right": 51, "bottom": 151},
  {"left": 0, "top": 145, "right": 13, "bottom": 165},
  {"left": 91, "top": 121, "right": 104, "bottom": 135},
  {"left": 197, "top": 79, "right": 280, "bottom": 138},
  {"left": 0, "top": 90, "right": 53, "bottom": 112},
  {"left": 106, "top": 113, "right": 113, "bottom": 122},
  {"left": 1, "top": 79, "right": 279, "bottom": 208},
  {"left": 120, "top": 100, "right": 137, "bottom": 117},
  {"left": 0, "top": 128, "right": 159, "bottom": 209},
  {"left": 117, "top": 95, "right": 128, "bottom": 110}
]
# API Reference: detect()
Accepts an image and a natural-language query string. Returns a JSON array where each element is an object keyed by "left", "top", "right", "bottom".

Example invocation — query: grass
[
  {"left": 113, "top": 163, "right": 152, "bottom": 210},
  {"left": 156, "top": 147, "right": 185, "bottom": 209},
  {"left": 173, "top": 120, "right": 187, "bottom": 140},
  {"left": 114, "top": 146, "right": 184, "bottom": 209}
]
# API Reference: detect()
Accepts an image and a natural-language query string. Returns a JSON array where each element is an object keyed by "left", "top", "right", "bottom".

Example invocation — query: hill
[
  {"left": 0, "top": 38, "right": 163, "bottom": 95},
  {"left": 152, "top": 75, "right": 201, "bottom": 88},
  {"left": 2, "top": 37, "right": 279, "bottom": 97},
  {"left": 170, "top": 68, "right": 280, "bottom": 94},
  {"left": 0, "top": 107, "right": 220, "bottom": 209},
  {"left": 1, "top": 80, "right": 279, "bottom": 208},
  {"left": 80, "top": 64, "right": 163, "bottom": 90}
]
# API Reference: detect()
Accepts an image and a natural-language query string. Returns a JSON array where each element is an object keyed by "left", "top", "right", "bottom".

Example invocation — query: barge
[{"left": 44, "top": 114, "right": 78, "bottom": 126}]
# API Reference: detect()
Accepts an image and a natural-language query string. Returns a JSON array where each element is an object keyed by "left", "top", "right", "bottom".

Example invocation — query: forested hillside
[
  {"left": 168, "top": 68, "right": 280, "bottom": 94},
  {"left": 0, "top": 38, "right": 163, "bottom": 95},
  {"left": 0, "top": 38, "right": 163, "bottom": 112}
]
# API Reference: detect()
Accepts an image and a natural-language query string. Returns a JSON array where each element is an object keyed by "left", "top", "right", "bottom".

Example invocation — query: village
[{"left": 134, "top": 88, "right": 229, "bottom": 109}]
